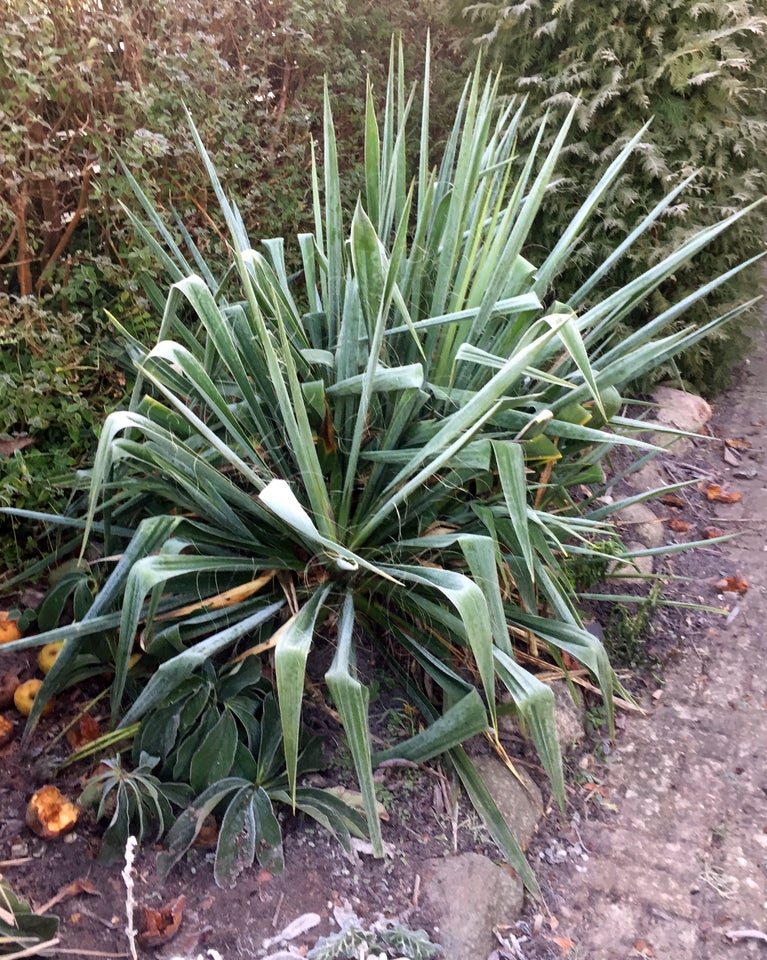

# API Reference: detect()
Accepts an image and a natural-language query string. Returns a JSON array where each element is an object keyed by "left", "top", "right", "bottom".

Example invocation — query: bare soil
[
  {"left": 2, "top": 328, "right": 765, "bottom": 960},
  {"left": 513, "top": 324, "right": 767, "bottom": 959}
]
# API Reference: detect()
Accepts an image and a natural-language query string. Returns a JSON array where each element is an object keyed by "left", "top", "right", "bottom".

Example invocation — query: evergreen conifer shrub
[{"left": 461, "top": 0, "right": 767, "bottom": 390}]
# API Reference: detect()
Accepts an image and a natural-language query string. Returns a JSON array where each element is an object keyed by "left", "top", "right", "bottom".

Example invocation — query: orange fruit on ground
[
  {"left": 0, "top": 613, "right": 22, "bottom": 644},
  {"left": 26, "top": 785, "right": 79, "bottom": 839},
  {"left": 37, "top": 642, "right": 64, "bottom": 675},
  {"left": 13, "top": 679, "right": 54, "bottom": 717}
]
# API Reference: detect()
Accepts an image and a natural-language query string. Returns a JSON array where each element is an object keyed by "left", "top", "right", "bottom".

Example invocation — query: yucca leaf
[
  {"left": 274, "top": 586, "right": 331, "bottom": 807},
  {"left": 373, "top": 687, "right": 488, "bottom": 765},
  {"left": 448, "top": 745, "right": 540, "bottom": 896},
  {"left": 493, "top": 648, "right": 565, "bottom": 810},
  {"left": 509, "top": 610, "right": 615, "bottom": 734},
  {"left": 325, "top": 591, "right": 383, "bottom": 856},
  {"left": 534, "top": 121, "right": 653, "bottom": 294},
  {"left": 493, "top": 440, "right": 536, "bottom": 585},
  {"left": 322, "top": 80, "right": 344, "bottom": 344},
  {"left": 383, "top": 564, "right": 496, "bottom": 726},
  {"left": 459, "top": 534, "right": 511, "bottom": 656}
]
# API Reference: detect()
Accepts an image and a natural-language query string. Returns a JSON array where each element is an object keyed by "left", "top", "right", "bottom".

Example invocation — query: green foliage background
[
  {"left": 457, "top": 0, "right": 767, "bottom": 388},
  {"left": 0, "top": 0, "right": 463, "bottom": 565}
]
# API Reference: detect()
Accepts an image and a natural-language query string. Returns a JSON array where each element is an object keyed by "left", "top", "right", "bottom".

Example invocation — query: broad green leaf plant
[{"left": 3, "top": 43, "right": 761, "bottom": 892}]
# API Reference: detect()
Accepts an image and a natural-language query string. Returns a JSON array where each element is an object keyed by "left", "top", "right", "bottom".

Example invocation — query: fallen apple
[
  {"left": 26, "top": 785, "right": 79, "bottom": 839},
  {"left": 0, "top": 671, "right": 21, "bottom": 709},
  {"left": 0, "top": 713, "right": 14, "bottom": 747},
  {"left": 13, "top": 679, "right": 54, "bottom": 718},
  {"left": 0, "top": 612, "right": 22, "bottom": 645},
  {"left": 37, "top": 642, "right": 65, "bottom": 675}
]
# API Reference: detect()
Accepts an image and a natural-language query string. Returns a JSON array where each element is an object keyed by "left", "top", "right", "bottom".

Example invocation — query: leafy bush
[
  {"left": 80, "top": 753, "right": 192, "bottom": 863},
  {"left": 3, "top": 47, "right": 758, "bottom": 893},
  {"left": 460, "top": 0, "right": 767, "bottom": 390},
  {"left": 0, "top": 295, "right": 125, "bottom": 570},
  {"left": 82, "top": 658, "right": 366, "bottom": 885},
  {"left": 0, "top": 0, "right": 463, "bottom": 568}
]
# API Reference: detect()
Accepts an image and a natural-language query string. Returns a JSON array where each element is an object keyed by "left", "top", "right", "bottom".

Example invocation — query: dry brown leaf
[
  {"left": 137, "top": 895, "right": 185, "bottom": 947},
  {"left": 725, "top": 438, "right": 752, "bottom": 450},
  {"left": 633, "top": 939, "right": 655, "bottom": 956},
  {"left": 705, "top": 482, "right": 742, "bottom": 504},
  {"left": 36, "top": 878, "right": 99, "bottom": 915},
  {"left": 661, "top": 493, "right": 686, "bottom": 509},
  {"left": 66, "top": 715, "right": 101, "bottom": 751},
  {"left": 191, "top": 815, "right": 218, "bottom": 849},
  {"left": 561, "top": 652, "right": 580, "bottom": 672},
  {"left": 715, "top": 576, "right": 749, "bottom": 594},
  {"left": 702, "top": 525, "right": 725, "bottom": 539},
  {"left": 667, "top": 517, "right": 690, "bottom": 532},
  {"left": 154, "top": 572, "right": 276, "bottom": 621},
  {"left": 551, "top": 936, "right": 576, "bottom": 955},
  {"left": 582, "top": 783, "right": 609, "bottom": 798}
]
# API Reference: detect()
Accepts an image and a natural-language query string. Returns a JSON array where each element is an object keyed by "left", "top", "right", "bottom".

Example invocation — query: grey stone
[
  {"left": 626, "top": 459, "right": 668, "bottom": 492},
  {"left": 499, "top": 685, "right": 584, "bottom": 753},
  {"left": 551, "top": 681, "right": 585, "bottom": 750},
  {"left": 613, "top": 502, "right": 664, "bottom": 549},
  {"left": 470, "top": 755, "right": 544, "bottom": 849},
  {"left": 608, "top": 540, "right": 654, "bottom": 581},
  {"left": 421, "top": 852, "right": 523, "bottom": 960},
  {"left": 646, "top": 385, "right": 713, "bottom": 457}
]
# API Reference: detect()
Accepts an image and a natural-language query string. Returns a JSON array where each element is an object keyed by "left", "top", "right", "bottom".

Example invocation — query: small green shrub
[
  {"left": 82, "top": 658, "right": 365, "bottom": 885},
  {"left": 80, "top": 753, "right": 192, "bottom": 863},
  {"left": 309, "top": 921, "right": 441, "bottom": 960},
  {"left": 4, "top": 46, "right": 759, "bottom": 894}
]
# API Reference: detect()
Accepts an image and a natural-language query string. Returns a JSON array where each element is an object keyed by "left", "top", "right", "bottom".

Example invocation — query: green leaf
[
  {"left": 214, "top": 785, "right": 257, "bottom": 888},
  {"left": 493, "top": 648, "right": 565, "bottom": 810},
  {"left": 274, "top": 586, "right": 331, "bottom": 806},
  {"left": 372, "top": 688, "right": 489, "bottom": 765},
  {"left": 448, "top": 746, "right": 540, "bottom": 897},
  {"left": 383, "top": 564, "right": 497, "bottom": 727},
  {"left": 325, "top": 591, "right": 383, "bottom": 856},
  {"left": 190, "top": 709, "right": 238, "bottom": 793},
  {"left": 120, "top": 601, "right": 283, "bottom": 727},
  {"left": 158, "top": 778, "right": 245, "bottom": 879}
]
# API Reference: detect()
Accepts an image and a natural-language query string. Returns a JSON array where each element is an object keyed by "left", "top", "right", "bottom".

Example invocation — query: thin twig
[
  {"left": 75, "top": 908, "right": 119, "bottom": 930},
  {"left": 54, "top": 950, "right": 130, "bottom": 958},
  {"left": 35, "top": 162, "right": 94, "bottom": 296},
  {"left": 271, "top": 891, "right": 285, "bottom": 930},
  {"left": 0, "top": 938, "right": 59, "bottom": 960}
]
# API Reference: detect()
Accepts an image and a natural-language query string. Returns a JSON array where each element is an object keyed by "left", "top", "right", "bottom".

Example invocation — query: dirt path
[{"left": 528, "top": 325, "right": 767, "bottom": 959}]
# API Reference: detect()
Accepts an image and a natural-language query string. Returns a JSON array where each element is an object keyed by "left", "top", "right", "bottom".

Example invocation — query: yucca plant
[{"left": 2, "top": 42, "right": 761, "bottom": 893}]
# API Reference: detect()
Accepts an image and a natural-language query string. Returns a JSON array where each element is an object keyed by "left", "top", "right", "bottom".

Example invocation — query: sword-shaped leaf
[
  {"left": 274, "top": 586, "right": 331, "bottom": 807},
  {"left": 325, "top": 591, "right": 383, "bottom": 856}
]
